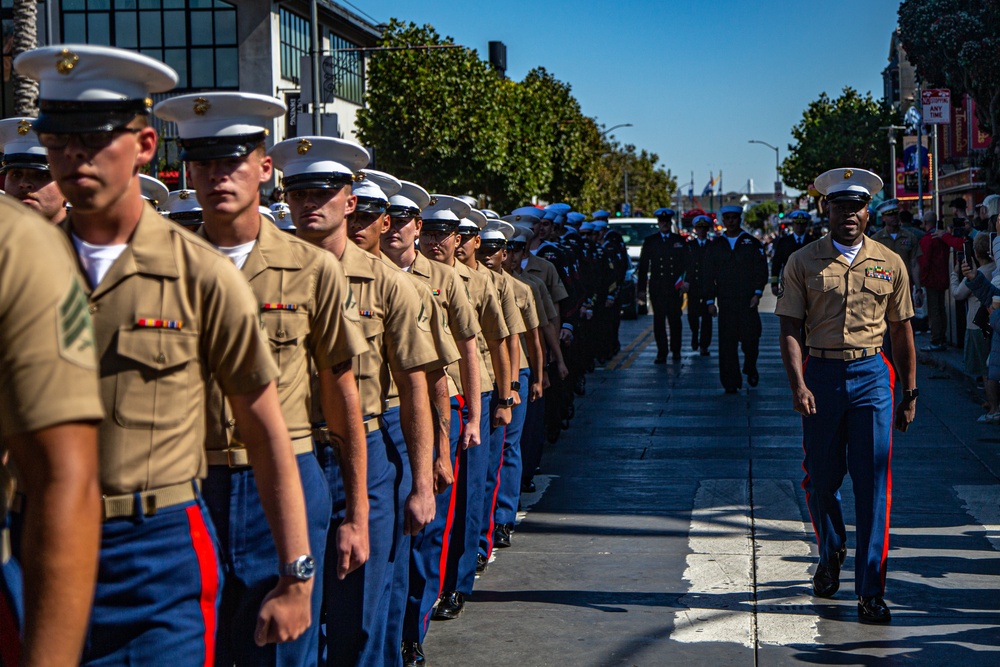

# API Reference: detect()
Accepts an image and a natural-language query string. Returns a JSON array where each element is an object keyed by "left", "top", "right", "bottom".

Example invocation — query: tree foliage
[
  {"left": 780, "top": 87, "right": 895, "bottom": 191},
  {"left": 743, "top": 201, "right": 778, "bottom": 231},
  {"left": 356, "top": 20, "right": 675, "bottom": 213},
  {"left": 898, "top": 0, "right": 1000, "bottom": 188}
]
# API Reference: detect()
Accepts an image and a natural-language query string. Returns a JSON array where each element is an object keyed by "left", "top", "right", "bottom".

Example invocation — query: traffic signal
[{"left": 778, "top": 203, "right": 785, "bottom": 219}]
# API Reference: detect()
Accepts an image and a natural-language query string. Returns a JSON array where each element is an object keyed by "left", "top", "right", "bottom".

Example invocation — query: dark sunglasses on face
[{"left": 38, "top": 128, "right": 142, "bottom": 150}]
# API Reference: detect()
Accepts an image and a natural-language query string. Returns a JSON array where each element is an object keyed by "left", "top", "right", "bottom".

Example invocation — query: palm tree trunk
[{"left": 12, "top": 0, "right": 38, "bottom": 117}]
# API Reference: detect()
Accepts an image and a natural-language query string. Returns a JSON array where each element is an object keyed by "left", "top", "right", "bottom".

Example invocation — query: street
[{"left": 428, "top": 295, "right": 1000, "bottom": 666}]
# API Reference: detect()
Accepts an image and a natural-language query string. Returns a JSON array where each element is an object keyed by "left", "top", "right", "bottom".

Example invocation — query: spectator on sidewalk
[
  {"left": 951, "top": 232, "right": 994, "bottom": 400},
  {"left": 918, "top": 212, "right": 951, "bottom": 351}
]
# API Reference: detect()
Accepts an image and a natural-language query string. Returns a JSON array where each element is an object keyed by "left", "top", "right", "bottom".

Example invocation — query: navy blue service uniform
[
  {"left": 637, "top": 209, "right": 688, "bottom": 362},
  {"left": 703, "top": 212, "right": 768, "bottom": 391},
  {"left": 685, "top": 216, "right": 713, "bottom": 354}
]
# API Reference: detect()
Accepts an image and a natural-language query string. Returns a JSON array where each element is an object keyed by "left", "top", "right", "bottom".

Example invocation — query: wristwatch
[
  {"left": 511, "top": 380, "right": 521, "bottom": 391},
  {"left": 902, "top": 388, "right": 919, "bottom": 401},
  {"left": 280, "top": 554, "right": 316, "bottom": 581},
  {"left": 500, "top": 395, "right": 515, "bottom": 407}
]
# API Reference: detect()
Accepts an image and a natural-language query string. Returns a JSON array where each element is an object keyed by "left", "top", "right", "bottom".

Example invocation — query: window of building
[
  {"left": 279, "top": 7, "right": 309, "bottom": 83},
  {"left": 329, "top": 33, "right": 363, "bottom": 105},
  {"left": 59, "top": 0, "right": 238, "bottom": 90}
]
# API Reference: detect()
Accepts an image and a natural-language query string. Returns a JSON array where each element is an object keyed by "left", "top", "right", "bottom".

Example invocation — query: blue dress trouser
[
  {"left": 317, "top": 428, "right": 395, "bottom": 667},
  {"left": 802, "top": 353, "right": 895, "bottom": 598},
  {"left": 443, "top": 392, "right": 492, "bottom": 597},
  {"left": 478, "top": 388, "right": 508, "bottom": 558},
  {"left": 381, "top": 406, "right": 409, "bottom": 667},
  {"left": 202, "top": 451, "right": 331, "bottom": 667},
  {"left": 491, "top": 369, "right": 531, "bottom": 532},
  {"left": 0, "top": 540, "right": 22, "bottom": 667},
  {"left": 82, "top": 490, "right": 223, "bottom": 666},
  {"left": 403, "top": 397, "right": 463, "bottom": 644},
  {"left": 520, "top": 386, "right": 546, "bottom": 486}
]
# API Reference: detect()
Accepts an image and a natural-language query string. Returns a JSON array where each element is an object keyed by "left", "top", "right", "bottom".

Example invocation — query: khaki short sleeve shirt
[
  {"left": 524, "top": 253, "right": 569, "bottom": 303},
  {"left": 0, "top": 205, "right": 103, "bottom": 439},
  {"left": 457, "top": 261, "right": 509, "bottom": 390},
  {"left": 775, "top": 235, "right": 914, "bottom": 349},
  {"left": 506, "top": 273, "right": 539, "bottom": 370},
  {"left": 63, "top": 204, "right": 279, "bottom": 494}
]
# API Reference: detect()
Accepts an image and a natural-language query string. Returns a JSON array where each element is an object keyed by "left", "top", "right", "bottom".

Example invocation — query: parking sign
[{"left": 921, "top": 89, "right": 951, "bottom": 124}]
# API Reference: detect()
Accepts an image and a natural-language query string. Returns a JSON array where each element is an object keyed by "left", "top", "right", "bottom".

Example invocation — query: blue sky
[{"left": 357, "top": 0, "right": 902, "bottom": 199}]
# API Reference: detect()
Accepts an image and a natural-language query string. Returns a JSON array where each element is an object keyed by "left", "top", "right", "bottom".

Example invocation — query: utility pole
[
  {"left": 879, "top": 125, "right": 907, "bottom": 200},
  {"left": 915, "top": 84, "right": 924, "bottom": 216},
  {"left": 931, "top": 124, "right": 940, "bottom": 222}
]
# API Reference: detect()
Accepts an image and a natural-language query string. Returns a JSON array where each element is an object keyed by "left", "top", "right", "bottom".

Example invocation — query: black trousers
[
  {"left": 651, "top": 291, "right": 683, "bottom": 357},
  {"left": 687, "top": 293, "right": 713, "bottom": 351},
  {"left": 717, "top": 300, "right": 761, "bottom": 390}
]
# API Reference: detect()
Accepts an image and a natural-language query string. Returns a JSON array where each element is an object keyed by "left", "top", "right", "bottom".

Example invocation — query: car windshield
[{"left": 610, "top": 222, "right": 659, "bottom": 246}]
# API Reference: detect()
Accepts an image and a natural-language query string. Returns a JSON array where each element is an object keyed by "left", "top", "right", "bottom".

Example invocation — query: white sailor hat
[
  {"left": 388, "top": 181, "right": 430, "bottom": 218},
  {"left": 269, "top": 136, "right": 370, "bottom": 192},
  {"left": 154, "top": 92, "right": 286, "bottom": 161},
  {"left": 720, "top": 205, "right": 743, "bottom": 216},
  {"left": 875, "top": 198, "right": 900, "bottom": 214},
  {"left": 654, "top": 207, "right": 675, "bottom": 218},
  {"left": 15, "top": 44, "right": 177, "bottom": 133},
  {"left": 591, "top": 209, "right": 611, "bottom": 220},
  {"left": 566, "top": 212, "right": 586, "bottom": 226},
  {"left": 166, "top": 189, "right": 201, "bottom": 215},
  {"left": 592, "top": 219, "right": 608, "bottom": 230},
  {"left": 480, "top": 220, "right": 515, "bottom": 246},
  {"left": 508, "top": 206, "right": 543, "bottom": 224},
  {"left": 0, "top": 117, "right": 48, "bottom": 173},
  {"left": 506, "top": 223, "right": 534, "bottom": 247},
  {"left": 420, "top": 195, "right": 471, "bottom": 232},
  {"left": 139, "top": 174, "right": 169, "bottom": 208},
  {"left": 579, "top": 221, "right": 597, "bottom": 232},
  {"left": 788, "top": 209, "right": 811, "bottom": 220},
  {"left": 814, "top": 168, "right": 882, "bottom": 202},
  {"left": 457, "top": 208, "right": 487, "bottom": 235},
  {"left": 482, "top": 209, "right": 501, "bottom": 220},
  {"left": 457, "top": 195, "right": 479, "bottom": 209},
  {"left": 542, "top": 209, "right": 566, "bottom": 224},
  {"left": 259, "top": 205, "right": 276, "bottom": 223},
  {"left": 353, "top": 169, "right": 401, "bottom": 213},
  {"left": 692, "top": 215, "right": 711, "bottom": 226},
  {"left": 269, "top": 202, "right": 295, "bottom": 230}
]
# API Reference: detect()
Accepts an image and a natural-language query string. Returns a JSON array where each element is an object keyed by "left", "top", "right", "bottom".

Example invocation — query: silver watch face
[{"left": 286, "top": 555, "right": 315, "bottom": 580}]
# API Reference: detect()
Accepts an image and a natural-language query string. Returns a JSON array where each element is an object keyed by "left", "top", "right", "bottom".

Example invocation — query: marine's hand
[
  {"left": 792, "top": 384, "right": 816, "bottom": 416},
  {"left": 335, "top": 519, "right": 369, "bottom": 579},
  {"left": 771, "top": 284, "right": 780, "bottom": 296},
  {"left": 749, "top": 294, "right": 761, "bottom": 309},
  {"left": 433, "top": 455, "right": 454, "bottom": 494},
  {"left": 461, "top": 417, "right": 481, "bottom": 449},
  {"left": 255, "top": 578, "right": 312, "bottom": 646},
  {"left": 404, "top": 487, "right": 436, "bottom": 535},
  {"left": 894, "top": 398, "right": 916, "bottom": 432},
  {"left": 529, "top": 381, "right": 544, "bottom": 402}
]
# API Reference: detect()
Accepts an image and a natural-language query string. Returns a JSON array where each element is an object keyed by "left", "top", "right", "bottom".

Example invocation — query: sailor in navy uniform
[{"left": 637, "top": 208, "right": 688, "bottom": 363}]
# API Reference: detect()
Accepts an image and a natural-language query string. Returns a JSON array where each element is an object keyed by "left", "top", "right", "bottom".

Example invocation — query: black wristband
[{"left": 511, "top": 381, "right": 521, "bottom": 391}]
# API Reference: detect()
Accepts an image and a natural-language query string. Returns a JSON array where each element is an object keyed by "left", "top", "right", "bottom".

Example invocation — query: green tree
[
  {"left": 780, "top": 87, "right": 895, "bottom": 191},
  {"left": 898, "top": 0, "right": 1000, "bottom": 188},
  {"left": 579, "top": 141, "right": 676, "bottom": 216},
  {"left": 743, "top": 200, "right": 778, "bottom": 231}
]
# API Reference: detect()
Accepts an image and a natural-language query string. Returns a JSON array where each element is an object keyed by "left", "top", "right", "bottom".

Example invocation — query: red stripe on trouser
[
  {"left": 186, "top": 504, "right": 220, "bottom": 667},
  {"left": 437, "top": 396, "right": 465, "bottom": 599},
  {"left": 484, "top": 426, "right": 507, "bottom": 554},
  {"left": 0, "top": 589, "right": 19, "bottom": 667},
  {"left": 798, "top": 355, "right": 821, "bottom": 546},
  {"left": 879, "top": 351, "right": 895, "bottom": 590}
]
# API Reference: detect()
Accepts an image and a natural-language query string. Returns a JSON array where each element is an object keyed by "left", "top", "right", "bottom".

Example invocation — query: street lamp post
[
  {"left": 600, "top": 122, "right": 633, "bottom": 138},
  {"left": 879, "top": 125, "right": 907, "bottom": 201},
  {"left": 749, "top": 139, "right": 781, "bottom": 198}
]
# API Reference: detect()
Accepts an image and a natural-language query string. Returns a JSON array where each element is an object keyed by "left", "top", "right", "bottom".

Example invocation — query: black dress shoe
[
  {"left": 672, "top": 352, "right": 682, "bottom": 362},
  {"left": 747, "top": 372, "right": 759, "bottom": 387},
  {"left": 858, "top": 596, "right": 891, "bottom": 624},
  {"left": 724, "top": 387, "right": 739, "bottom": 394},
  {"left": 654, "top": 355, "right": 666, "bottom": 364},
  {"left": 700, "top": 348, "right": 710, "bottom": 356},
  {"left": 494, "top": 523, "right": 512, "bottom": 548},
  {"left": 432, "top": 591, "right": 465, "bottom": 620},
  {"left": 812, "top": 564, "right": 840, "bottom": 598},
  {"left": 476, "top": 553, "right": 488, "bottom": 574},
  {"left": 521, "top": 479, "right": 536, "bottom": 493},
  {"left": 402, "top": 641, "right": 425, "bottom": 666}
]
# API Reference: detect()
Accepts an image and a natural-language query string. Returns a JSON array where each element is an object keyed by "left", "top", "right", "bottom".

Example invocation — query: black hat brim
[
  {"left": 178, "top": 133, "right": 266, "bottom": 162},
  {"left": 419, "top": 220, "right": 458, "bottom": 233},
  {"left": 34, "top": 109, "right": 140, "bottom": 134},
  {"left": 282, "top": 173, "right": 353, "bottom": 192},
  {"left": 0, "top": 154, "right": 49, "bottom": 173}
]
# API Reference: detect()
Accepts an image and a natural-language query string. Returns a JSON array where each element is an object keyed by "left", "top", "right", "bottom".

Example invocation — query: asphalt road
[{"left": 424, "top": 295, "right": 1000, "bottom": 666}]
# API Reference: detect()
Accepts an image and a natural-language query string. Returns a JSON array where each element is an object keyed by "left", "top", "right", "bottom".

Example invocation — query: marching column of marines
[{"left": 0, "top": 42, "right": 919, "bottom": 667}]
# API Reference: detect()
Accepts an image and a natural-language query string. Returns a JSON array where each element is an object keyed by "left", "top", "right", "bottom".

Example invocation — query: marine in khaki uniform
[
  {"left": 477, "top": 219, "right": 543, "bottom": 553},
  {"left": 348, "top": 176, "right": 462, "bottom": 667},
  {"left": 776, "top": 168, "right": 916, "bottom": 625},
  {"left": 0, "top": 117, "right": 67, "bottom": 223},
  {"left": 0, "top": 204, "right": 103, "bottom": 666},
  {"left": 155, "top": 91, "right": 367, "bottom": 665},
  {"left": 271, "top": 139, "right": 438, "bottom": 666},
  {"left": 454, "top": 210, "right": 524, "bottom": 571},
  {"left": 425, "top": 200, "right": 512, "bottom": 623},
  {"left": 17, "top": 44, "right": 313, "bottom": 664},
  {"left": 871, "top": 198, "right": 922, "bottom": 286}
]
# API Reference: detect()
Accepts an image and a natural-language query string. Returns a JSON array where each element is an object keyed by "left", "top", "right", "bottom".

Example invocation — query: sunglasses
[{"left": 38, "top": 128, "right": 142, "bottom": 150}]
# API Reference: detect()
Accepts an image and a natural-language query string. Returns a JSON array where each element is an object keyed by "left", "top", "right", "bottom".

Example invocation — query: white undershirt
[
  {"left": 520, "top": 258, "right": 530, "bottom": 270},
  {"left": 832, "top": 238, "right": 863, "bottom": 265},
  {"left": 726, "top": 234, "right": 741, "bottom": 249},
  {"left": 216, "top": 240, "right": 257, "bottom": 270},
  {"left": 890, "top": 233, "right": 898, "bottom": 240},
  {"left": 72, "top": 233, "right": 128, "bottom": 287}
]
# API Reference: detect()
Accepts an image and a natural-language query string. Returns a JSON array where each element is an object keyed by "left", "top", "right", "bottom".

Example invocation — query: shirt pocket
[
  {"left": 807, "top": 274, "right": 841, "bottom": 293},
  {"left": 262, "top": 310, "right": 310, "bottom": 387},
  {"left": 115, "top": 327, "right": 199, "bottom": 429},
  {"left": 861, "top": 277, "right": 893, "bottom": 320}
]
